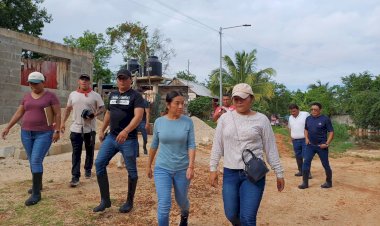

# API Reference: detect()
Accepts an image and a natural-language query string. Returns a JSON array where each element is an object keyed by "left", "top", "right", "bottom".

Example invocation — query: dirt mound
[{"left": 191, "top": 116, "right": 215, "bottom": 145}]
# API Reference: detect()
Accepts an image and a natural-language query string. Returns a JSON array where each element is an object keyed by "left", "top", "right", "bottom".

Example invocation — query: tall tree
[
  {"left": 339, "top": 71, "right": 380, "bottom": 128},
  {"left": 207, "top": 50, "right": 276, "bottom": 101},
  {"left": 267, "top": 83, "right": 292, "bottom": 116},
  {"left": 106, "top": 21, "right": 175, "bottom": 73},
  {"left": 175, "top": 70, "right": 198, "bottom": 83},
  {"left": 304, "top": 81, "right": 336, "bottom": 117},
  {"left": 63, "top": 30, "right": 113, "bottom": 83},
  {"left": 0, "top": 0, "right": 52, "bottom": 36}
]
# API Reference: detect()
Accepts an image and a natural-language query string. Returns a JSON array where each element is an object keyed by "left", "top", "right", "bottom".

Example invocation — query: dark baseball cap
[
  {"left": 117, "top": 69, "right": 132, "bottom": 78},
  {"left": 79, "top": 74, "right": 91, "bottom": 80}
]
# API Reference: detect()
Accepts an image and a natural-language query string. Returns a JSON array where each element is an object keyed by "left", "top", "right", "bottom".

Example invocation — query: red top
[
  {"left": 21, "top": 91, "right": 60, "bottom": 131},
  {"left": 213, "top": 105, "right": 236, "bottom": 119}
]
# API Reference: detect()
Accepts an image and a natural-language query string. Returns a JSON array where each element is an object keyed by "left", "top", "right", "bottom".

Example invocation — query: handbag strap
[
  {"left": 230, "top": 111, "right": 261, "bottom": 166},
  {"left": 242, "top": 149, "right": 257, "bottom": 165},
  {"left": 230, "top": 111, "right": 253, "bottom": 163}
]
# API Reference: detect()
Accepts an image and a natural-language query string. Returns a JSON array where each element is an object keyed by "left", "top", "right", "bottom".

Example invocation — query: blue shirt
[
  {"left": 305, "top": 115, "right": 334, "bottom": 145},
  {"left": 151, "top": 115, "right": 196, "bottom": 171}
]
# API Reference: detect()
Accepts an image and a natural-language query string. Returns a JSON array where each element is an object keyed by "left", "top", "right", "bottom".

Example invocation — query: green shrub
[{"left": 188, "top": 96, "right": 212, "bottom": 120}]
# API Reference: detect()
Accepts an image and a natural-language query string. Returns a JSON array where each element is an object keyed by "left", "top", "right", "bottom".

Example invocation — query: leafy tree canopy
[
  {"left": 0, "top": 0, "right": 52, "bottom": 36},
  {"left": 207, "top": 49, "right": 276, "bottom": 102},
  {"left": 63, "top": 30, "right": 113, "bottom": 83},
  {"left": 175, "top": 70, "right": 198, "bottom": 83},
  {"left": 106, "top": 21, "right": 175, "bottom": 73}
]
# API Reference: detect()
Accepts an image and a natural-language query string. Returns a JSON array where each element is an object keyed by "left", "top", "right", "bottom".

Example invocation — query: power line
[
  {"left": 154, "top": 0, "right": 219, "bottom": 33},
  {"left": 128, "top": 0, "right": 215, "bottom": 33}
]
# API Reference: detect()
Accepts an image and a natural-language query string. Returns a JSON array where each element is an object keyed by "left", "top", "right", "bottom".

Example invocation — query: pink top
[{"left": 21, "top": 91, "right": 60, "bottom": 131}]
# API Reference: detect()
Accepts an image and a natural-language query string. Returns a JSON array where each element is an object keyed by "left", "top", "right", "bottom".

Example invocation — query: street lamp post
[{"left": 219, "top": 24, "right": 251, "bottom": 106}]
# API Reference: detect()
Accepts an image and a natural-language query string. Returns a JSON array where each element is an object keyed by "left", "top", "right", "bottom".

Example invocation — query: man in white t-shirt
[
  {"left": 288, "top": 104, "right": 311, "bottom": 178},
  {"left": 61, "top": 74, "right": 105, "bottom": 187}
]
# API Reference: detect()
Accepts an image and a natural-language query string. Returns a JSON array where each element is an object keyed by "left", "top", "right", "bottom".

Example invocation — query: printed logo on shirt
[
  {"left": 110, "top": 95, "right": 130, "bottom": 105},
  {"left": 318, "top": 122, "right": 322, "bottom": 126}
]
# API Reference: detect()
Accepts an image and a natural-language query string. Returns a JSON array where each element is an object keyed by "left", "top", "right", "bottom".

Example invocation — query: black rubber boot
[
  {"left": 143, "top": 141, "right": 148, "bottom": 155},
  {"left": 28, "top": 173, "right": 42, "bottom": 194},
  {"left": 298, "top": 170, "right": 309, "bottom": 189},
  {"left": 321, "top": 170, "right": 332, "bottom": 188},
  {"left": 294, "top": 158, "right": 303, "bottom": 176},
  {"left": 119, "top": 177, "right": 138, "bottom": 213},
  {"left": 179, "top": 212, "right": 189, "bottom": 226},
  {"left": 93, "top": 173, "right": 111, "bottom": 212},
  {"left": 25, "top": 172, "right": 42, "bottom": 206}
]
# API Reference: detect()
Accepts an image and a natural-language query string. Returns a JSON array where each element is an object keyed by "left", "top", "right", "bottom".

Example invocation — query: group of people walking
[{"left": 1, "top": 69, "right": 334, "bottom": 226}]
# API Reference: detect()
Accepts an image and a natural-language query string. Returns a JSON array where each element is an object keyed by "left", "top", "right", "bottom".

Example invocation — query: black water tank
[
  {"left": 144, "top": 56, "right": 162, "bottom": 77},
  {"left": 127, "top": 59, "right": 141, "bottom": 76}
]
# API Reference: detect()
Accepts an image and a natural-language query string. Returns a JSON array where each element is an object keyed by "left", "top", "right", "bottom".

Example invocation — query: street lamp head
[{"left": 242, "top": 24, "right": 251, "bottom": 27}]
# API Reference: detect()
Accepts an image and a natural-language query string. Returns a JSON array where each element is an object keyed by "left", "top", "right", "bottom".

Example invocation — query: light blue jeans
[
  {"left": 21, "top": 129, "right": 53, "bottom": 173},
  {"left": 154, "top": 166, "right": 190, "bottom": 226}
]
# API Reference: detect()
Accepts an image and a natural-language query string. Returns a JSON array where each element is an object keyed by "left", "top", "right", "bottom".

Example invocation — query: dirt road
[{"left": 0, "top": 134, "right": 379, "bottom": 225}]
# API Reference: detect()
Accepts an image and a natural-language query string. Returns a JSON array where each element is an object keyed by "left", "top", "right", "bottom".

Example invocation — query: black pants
[{"left": 70, "top": 131, "right": 96, "bottom": 178}]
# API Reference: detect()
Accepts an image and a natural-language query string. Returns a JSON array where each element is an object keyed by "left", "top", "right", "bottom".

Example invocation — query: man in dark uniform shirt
[
  {"left": 93, "top": 69, "right": 144, "bottom": 212},
  {"left": 299, "top": 102, "right": 334, "bottom": 189}
]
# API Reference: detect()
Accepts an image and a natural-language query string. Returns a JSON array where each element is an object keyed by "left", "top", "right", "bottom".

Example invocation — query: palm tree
[{"left": 208, "top": 49, "right": 276, "bottom": 101}]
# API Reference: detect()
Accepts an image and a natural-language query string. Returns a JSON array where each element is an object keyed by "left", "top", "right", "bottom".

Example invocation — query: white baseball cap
[
  {"left": 232, "top": 83, "right": 254, "bottom": 99},
  {"left": 27, "top": 72, "right": 45, "bottom": 83}
]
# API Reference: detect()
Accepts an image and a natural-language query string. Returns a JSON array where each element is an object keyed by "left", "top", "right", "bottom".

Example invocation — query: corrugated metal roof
[{"left": 176, "top": 79, "right": 216, "bottom": 98}]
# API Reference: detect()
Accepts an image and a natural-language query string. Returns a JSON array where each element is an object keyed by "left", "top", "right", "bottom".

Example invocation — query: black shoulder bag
[
  {"left": 230, "top": 111, "right": 269, "bottom": 184},
  {"left": 242, "top": 149, "right": 269, "bottom": 183}
]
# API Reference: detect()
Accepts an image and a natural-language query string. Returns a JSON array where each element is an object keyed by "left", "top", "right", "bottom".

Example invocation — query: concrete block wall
[{"left": 0, "top": 28, "right": 93, "bottom": 124}]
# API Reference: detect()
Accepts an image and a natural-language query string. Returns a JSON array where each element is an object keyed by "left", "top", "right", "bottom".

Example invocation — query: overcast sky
[{"left": 40, "top": 0, "right": 380, "bottom": 91}]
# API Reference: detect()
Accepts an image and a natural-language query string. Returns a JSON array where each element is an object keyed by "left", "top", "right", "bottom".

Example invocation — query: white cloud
[{"left": 40, "top": 0, "right": 380, "bottom": 90}]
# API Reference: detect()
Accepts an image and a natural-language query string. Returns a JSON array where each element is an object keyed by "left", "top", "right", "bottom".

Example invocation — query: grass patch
[
  {"left": 272, "top": 126, "right": 289, "bottom": 137},
  {"left": 329, "top": 122, "right": 355, "bottom": 155},
  {"left": 3, "top": 197, "right": 64, "bottom": 226},
  {"left": 204, "top": 120, "right": 217, "bottom": 129}
]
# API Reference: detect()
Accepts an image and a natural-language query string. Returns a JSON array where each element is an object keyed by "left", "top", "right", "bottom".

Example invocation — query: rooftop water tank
[
  {"left": 144, "top": 56, "right": 162, "bottom": 77},
  {"left": 127, "top": 59, "right": 141, "bottom": 76}
]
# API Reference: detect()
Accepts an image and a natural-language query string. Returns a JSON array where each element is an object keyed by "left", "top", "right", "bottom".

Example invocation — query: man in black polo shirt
[
  {"left": 299, "top": 102, "right": 334, "bottom": 189},
  {"left": 93, "top": 69, "right": 144, "bottom": 212}
]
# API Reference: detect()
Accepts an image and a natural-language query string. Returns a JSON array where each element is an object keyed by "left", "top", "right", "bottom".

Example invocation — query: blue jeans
[
  {"left": 21, "top": 129, "right": 53, "bottom": 173},
  {"left": 292, "top": 138, "right": 306, "bottom": 159},
  {"left": 223, "top": 168, "right": 266, "bottom": 226},
  {"left": 95, "top": 134, "right": 138, "bottom": 179},
  {"left": 154, "top": 166, "right": 190, "bottom": 226},
  {"left": 137, "top": 120, "right": 147, "bottom": 144},
  {"left": 303, "top": 144, "right": 332, "bottom": 175}
]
